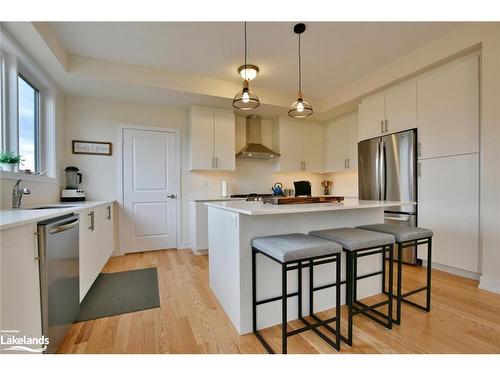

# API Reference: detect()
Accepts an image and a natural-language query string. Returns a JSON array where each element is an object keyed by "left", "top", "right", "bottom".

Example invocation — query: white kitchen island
[{"left": 206, "top": 199, "right": 413, "bottom": 334}]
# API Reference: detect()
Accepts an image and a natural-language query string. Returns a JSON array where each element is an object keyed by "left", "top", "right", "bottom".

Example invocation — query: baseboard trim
[
  {"left": 422, "top": 260, "right": 479, "bottom": 281},
  {"left": 179, "top": 240, "right": 192, "bottom": 250},
  {"left": 479, "top": 276, "right": 500, "bottom": 294}
]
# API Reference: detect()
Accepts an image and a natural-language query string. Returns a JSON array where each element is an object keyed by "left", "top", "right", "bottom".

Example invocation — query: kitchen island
[{"left": 206, "top": 199, "right": 413, "bottom": 334}]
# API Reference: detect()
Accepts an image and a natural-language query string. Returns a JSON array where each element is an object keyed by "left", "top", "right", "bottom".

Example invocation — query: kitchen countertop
[
  {"left": 205, "top": 198, "right": 415, "bottom": 216},
  {"left": 0, "top": 201, "right": 115, "bottom": 230},
  {"left": 189, "top": 197, "right": 247, "bottom": 202}
]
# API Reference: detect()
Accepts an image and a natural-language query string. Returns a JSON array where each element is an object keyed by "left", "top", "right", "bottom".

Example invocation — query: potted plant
[{"left": 0, "top": 151, "right": 23, "bottom": 172}]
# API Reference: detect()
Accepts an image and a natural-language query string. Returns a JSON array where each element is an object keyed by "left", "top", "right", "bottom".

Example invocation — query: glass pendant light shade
[
  {"left": 288, "top": 24, "right": 313, "bottom": 118},
  {"left": 233, "top": 80, "right": 260, "bottom": 110},
  {"left": 288, "top": 91, "right": 313, "bottom": 118},
  {"left": 233, "top": 22, "right": 260, "bottom": 111}
]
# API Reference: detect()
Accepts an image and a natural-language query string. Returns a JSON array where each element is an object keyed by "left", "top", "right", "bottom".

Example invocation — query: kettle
[{"left": 271, "top": 182, "right": 284, "bottom": 196}]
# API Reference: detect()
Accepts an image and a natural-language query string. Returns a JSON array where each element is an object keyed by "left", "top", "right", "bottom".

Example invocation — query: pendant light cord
[
  {"left": 298, "top": 33, "right": 301, "bottom": 93},
  {"left": 244, "top": 22, "right": 247, "bottom": 81}
]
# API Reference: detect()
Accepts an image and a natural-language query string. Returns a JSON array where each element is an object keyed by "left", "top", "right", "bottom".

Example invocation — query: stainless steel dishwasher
[{"left": 38, "top": 214, "right": 80, "bottom": 354}]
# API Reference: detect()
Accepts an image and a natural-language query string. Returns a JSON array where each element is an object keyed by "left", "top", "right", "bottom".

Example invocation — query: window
[
  {"left": 1, "top": 30, "right": 56, "bottom": 180},
  {"left": 17, "top": 74, "right": 40, "bottom": 173}
]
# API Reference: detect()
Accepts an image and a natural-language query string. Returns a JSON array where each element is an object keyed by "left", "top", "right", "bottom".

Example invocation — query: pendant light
[
  {"left": 288, "top": 23, "right": 313, "bottom": 118},
  {"left": 233, "top": 22, "right": 260, "bottom": 110}
]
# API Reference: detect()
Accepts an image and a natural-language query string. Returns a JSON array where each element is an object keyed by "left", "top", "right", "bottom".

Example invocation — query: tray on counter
[{"left": 261, "top": 196, "right": 345, "bottom": 205}]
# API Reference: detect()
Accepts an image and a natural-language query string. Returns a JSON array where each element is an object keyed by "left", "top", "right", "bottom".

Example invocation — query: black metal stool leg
[
  {"left": 346, "top": 251, "right": 354, "bottom": 346},
  {"left": 387, "top": 245, "right": 394, "bottom": 329},
  {"left": 426, "top": 238, "right": 432, "bottom": 312},
  {"left": 282, "top": 263, "right": 287, "bottom": 354},
  {"left": 252, "top": 248, "right": 257, "bottom": 333},
  {"left": 298, "top": 261, "right": 302, "bottom": 319},
  {"left": 382, "top": 250, "right": 386, "bottom": 294},
  {"left": 335, "top": 253, "right": 341, "bottom": 349},
  {"left": 353, "top": 253, "right": 358, "bottom": 303},
  {"left": 395, "top": 242, "right": 403, "bottom": 325},
  {"left": 309, "top": 260, "right": 314, "bottom": 316}
]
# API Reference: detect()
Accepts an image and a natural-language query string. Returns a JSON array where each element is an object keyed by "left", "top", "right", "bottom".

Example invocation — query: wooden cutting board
[{"left": 261, "top": 196, "right": 345, "bottom": 205}]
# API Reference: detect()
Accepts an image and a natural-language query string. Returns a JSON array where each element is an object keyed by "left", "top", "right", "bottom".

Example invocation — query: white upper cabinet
[
  {"left": 324, "top": 112, "right": 358, "bottom": 172},
  {"left": 189, "top": 106, "right": 236, "bottom": 171},
  {"left": 273, "top": 118, "right": 324, "bottom": 172},
  {"left": 385, "top": 80, "right": 417, "bottom": 134},
  {"left": 345, "top": 113, "right": 359, "bottom": 170},
  {"left": 358, "top": 80, "right": 417, "bottom": 141},
  {"left": 214, "top": 111, "right": 236, "bottom": 171},
  {"left": 417, "top": 55, "right": 479, "bottom": 159},
  {"left": 359, "top": 93, "right": 386, "bottom": 141}
]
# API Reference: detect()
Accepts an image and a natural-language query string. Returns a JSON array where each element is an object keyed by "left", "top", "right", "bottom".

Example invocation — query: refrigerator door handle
[
  {"left": 377, "top": 141, "right": 382, "bottom": 200},
  {"left": 381, "top": 140, "right": 387, "bottom": 200},
  {"left": 385, "top": 216, "right": 410, "bottom": 222}
]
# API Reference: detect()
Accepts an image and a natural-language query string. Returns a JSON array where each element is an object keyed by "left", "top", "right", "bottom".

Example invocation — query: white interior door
[{"left": 123, "top": 128, "right": 178, "bottom": 253}]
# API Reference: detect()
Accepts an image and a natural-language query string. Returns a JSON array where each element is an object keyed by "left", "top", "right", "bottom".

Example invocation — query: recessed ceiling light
[{"left": 238, "top": 64, "right": 259, "bottom": 81}]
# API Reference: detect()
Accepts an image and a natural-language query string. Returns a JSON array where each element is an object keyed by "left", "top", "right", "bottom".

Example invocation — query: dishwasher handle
[{"left": 48, "top": 219, "right": 80, "bottom": 234}]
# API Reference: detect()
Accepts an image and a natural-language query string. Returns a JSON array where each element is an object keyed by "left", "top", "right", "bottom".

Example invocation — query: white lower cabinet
[
  {"left": 79, "top": 203, "right": 115, "bottom": 302},
  {"left": 190, "top": 199, "right": 245, "bottom": 253},
  {"left": 0, "top": 223, "right": 42, "bottom": 346},
  {"left": 417, "top": 153, "right": 479, "bottom": 273}
]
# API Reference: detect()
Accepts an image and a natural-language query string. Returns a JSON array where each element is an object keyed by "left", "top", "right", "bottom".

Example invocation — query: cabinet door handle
[
  {"left": 106, "top": 205, "right": 111, "bottom": 220},
  {"left": 384, "top": 119, "right": 388, "bottom": 133},
  {"left": 88, "top": 211, "right": 95, "bottom": 231},
  {"left": 417, "top": 162, "right": 421, "bottom": 177},
  {"left": 215, "top": 157, "right": 218, "bottom": 169},
  {"left": 347, "top": 158, "right": 350, "bottom": 169},
  {"left": 380, "top": 120, "right": 384, "bottom": 134},
  {"left": 418, "top": 142, "right": 422, "bottom": 158}
]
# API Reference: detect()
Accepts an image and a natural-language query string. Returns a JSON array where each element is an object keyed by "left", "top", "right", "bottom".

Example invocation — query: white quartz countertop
[
  {"left": 205, "top": 199, "right": 415, "bottom": 216},
  {"left": 189, "top": 197, "right": 247, "bottom": 202},
  {"left": 0, "top": 201, "right": 115, "bottom": 230}
]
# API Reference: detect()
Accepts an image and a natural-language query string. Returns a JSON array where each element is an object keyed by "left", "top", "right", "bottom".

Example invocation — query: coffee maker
[{"left": 61, "top": 166, "right": 86, "bottom": 202}]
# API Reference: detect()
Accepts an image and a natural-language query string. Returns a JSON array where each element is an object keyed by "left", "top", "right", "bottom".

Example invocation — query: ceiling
[{"left": 50, "top": 22, "right": 460, "bottom": 100}]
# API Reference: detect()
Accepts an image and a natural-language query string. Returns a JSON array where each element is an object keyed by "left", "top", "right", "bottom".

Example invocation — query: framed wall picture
[{"left": 72, "top": 140, "right": 112, "bottom": 156}]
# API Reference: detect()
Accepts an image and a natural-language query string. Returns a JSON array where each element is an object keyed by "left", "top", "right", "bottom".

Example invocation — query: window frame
[
  {"left": 17, "top": 72, "right": 41, "bottom": 173},
  {"left": 0, "top": 28, "right": 57, "bottom": 183}
]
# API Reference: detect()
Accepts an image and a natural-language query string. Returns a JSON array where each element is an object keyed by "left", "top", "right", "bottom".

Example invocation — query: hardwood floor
[{"left": 58, "top": 249, "right": 500, "bottom": 354}]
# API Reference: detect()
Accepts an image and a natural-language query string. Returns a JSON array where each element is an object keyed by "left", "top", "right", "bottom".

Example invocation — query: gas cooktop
[{"left": 230, "top": 193, "right": 274, "bottom": 202}]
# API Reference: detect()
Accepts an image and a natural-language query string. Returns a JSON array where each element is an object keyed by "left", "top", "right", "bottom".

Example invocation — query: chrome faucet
[{"left": 12, "top": 179, "right": 31, "bottom": 208}]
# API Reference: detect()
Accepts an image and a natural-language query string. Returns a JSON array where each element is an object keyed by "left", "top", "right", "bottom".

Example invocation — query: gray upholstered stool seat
[
  {"left": 356, "top": 223, "right": 433, "bottom": 243},
  {"left": 309, "top": 227, "right": 395, "bottom": 251},
  {"left": 251, "top": 233, "right": 342, "bottom": 263}
]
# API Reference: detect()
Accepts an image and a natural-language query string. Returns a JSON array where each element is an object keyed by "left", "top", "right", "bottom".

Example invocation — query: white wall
[
  {"left": 63, "top": 96, "right": 326, "bottom": 248},
  {"left": 325, "top": 171, "right": 358, "bottom": 198}
]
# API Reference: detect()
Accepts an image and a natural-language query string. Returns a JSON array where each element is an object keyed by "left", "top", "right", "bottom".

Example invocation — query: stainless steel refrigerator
[{"left": 358, "top": 129, "right": 418, "bottom": 264}]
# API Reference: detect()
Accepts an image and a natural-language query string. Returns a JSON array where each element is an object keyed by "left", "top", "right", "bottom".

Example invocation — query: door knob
[{"left": 167, "top": 194, "right": 177, "bottom": 199}]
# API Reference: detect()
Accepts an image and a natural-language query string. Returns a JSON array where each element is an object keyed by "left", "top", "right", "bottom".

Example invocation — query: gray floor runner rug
[{"left": 75, "top": 267, "right": 160, "bottom": 322}]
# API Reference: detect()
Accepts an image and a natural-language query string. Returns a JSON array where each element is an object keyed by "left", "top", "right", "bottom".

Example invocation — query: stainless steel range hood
[{"left": 236, "top": 115, "right": 280, "bottom": 159}]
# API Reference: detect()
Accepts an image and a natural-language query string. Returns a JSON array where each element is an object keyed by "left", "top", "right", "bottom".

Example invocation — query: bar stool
[
  {"left": 251, "top": 233, "right": 343, "bottom": 354},
  {"left": 357, "top": 224, "right": 433, "bottom": 325},
  {"left": 309, "top": 228, "right": 395, "bottom": 346}
]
